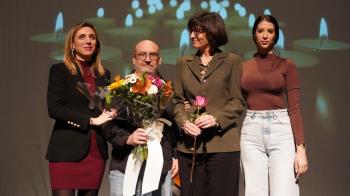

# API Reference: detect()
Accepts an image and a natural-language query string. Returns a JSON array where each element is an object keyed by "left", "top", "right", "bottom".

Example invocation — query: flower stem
[
  {"left": 190, "top": 106, "right": 201, "bottom": 183},
  {"left": 189, "top": 136, "right": 197, "bottom": 183}
]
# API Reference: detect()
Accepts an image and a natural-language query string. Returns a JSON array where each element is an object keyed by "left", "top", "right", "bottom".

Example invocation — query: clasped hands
[
  {"left": 183, "top": 114, "right": 217, "bottom": 137},
  {"left": 182, "top": 100, "right": 217, "bottom": 137}
]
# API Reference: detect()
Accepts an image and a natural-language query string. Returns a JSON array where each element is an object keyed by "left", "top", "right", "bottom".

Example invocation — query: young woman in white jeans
[{"left": 240, "top": 15, "right": 308, "bottom": 196}]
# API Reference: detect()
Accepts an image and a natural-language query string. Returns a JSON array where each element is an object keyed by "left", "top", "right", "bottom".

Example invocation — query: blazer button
[{"left": 202, "top": 79, "right": 207, "bottom": 83}]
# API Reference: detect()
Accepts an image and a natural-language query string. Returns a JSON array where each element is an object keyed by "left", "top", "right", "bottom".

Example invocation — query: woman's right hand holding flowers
[{"left": 90, "top": 109, "right": 117, "bottom": 125}]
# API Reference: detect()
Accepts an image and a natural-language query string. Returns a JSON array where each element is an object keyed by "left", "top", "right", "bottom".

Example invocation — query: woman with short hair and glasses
[{"left": 173, "top": 11, "right": 245, "bottom": 196}]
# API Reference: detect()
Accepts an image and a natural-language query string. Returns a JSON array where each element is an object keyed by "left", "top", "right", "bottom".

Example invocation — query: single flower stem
[
  {"left": 190, "top": 106, "right": 200, "bottom": 183},
  {"left": 190, "top": 136, "right": 197, "bottom": 183}
]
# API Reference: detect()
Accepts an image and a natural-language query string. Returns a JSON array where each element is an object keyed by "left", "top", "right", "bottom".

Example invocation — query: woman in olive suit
[{"left": 173, "top": 11, "right": 246, "bottom": 196}]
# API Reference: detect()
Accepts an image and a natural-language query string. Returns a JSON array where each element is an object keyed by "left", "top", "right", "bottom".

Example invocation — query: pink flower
[
  {"left": 147, "top": 74, "right": 155, "bottom": 81},
  {"left": 193, "top": 96, "right": 207, "bottom": 108},
  {"left": 148, "top": 75, "right": 164, "bottom": 89},
  {"left": 153, "top": 78, "right": 164, "bottom": 89}
]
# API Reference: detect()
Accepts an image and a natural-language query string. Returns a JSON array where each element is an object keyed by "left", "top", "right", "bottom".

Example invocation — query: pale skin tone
[
  {"left": 126, "top": 40, "right": 178, "bottom": 177},
  {"left": 182, "top": 28, "right": 218, "bottom": 137},
  {"left": 255, "top": 20, "right": 308, "bottom": 177},
  {"left": 53, "top": 26, "right": 117, "bottom": 196},
  {"left": 71, "top": 26, "right": 117, "bottom": 125},
  {"left": 73, "top": 26, "right": 97, "bottom": 61}
]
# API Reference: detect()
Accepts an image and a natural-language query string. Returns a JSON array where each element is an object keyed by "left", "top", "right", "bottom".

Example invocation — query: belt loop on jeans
[{"left": 251, "top": 112, "right": 256, "bottom": 119}]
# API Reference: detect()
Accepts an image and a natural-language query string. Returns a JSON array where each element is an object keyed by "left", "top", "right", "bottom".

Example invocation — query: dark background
[{"left": 1, "top": 0, "right": 349, "bottom": 195}]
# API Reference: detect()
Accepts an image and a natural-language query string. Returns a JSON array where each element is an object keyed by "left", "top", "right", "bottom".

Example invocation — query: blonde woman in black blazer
[
  {"left": 173, "top": 12, "right": 246, "bottom": 196},
  {"left": 46, "top": 22, "right": 116, "bottom": 196}
]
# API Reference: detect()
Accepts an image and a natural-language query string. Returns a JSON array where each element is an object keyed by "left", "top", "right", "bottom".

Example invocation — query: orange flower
[
  {"left": 163, "top": 80, "right": 173, "bottom": 97},
  {"left": 131, "top": 76, "right": 152, "bottom": 94},
  {"left": 114, "top": 75, "right": 121, "bottom": 82}
]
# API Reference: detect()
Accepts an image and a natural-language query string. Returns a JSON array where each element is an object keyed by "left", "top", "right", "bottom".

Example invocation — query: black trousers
[{"left": 178, "top": 151, "right": 240, "bottom": 196}]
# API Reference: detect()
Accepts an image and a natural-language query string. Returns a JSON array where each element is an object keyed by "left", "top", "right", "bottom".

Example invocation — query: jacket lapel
[
  {"left": 185, "top": 55, "right": 202, "bottom": 81},
  {"left": 184, "top": 50, "right": 228, "bottom": 81},
  {"left": 74, "top": 63, "right": 92, "bottom": 101},
  {"left": 94, "top": 70, "right": 107, "bottom": 87},
  {"left": 75, "top": 63, "right": 85, "bottom": 83},
  {"left": 202, "top": 52, "right": 227, "bottom": 80}
]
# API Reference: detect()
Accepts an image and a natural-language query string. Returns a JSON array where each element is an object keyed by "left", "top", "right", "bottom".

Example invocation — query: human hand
[
  {"left": 171, "top": 159, "right": 179, "bottom": 178},
  {"left": 194, "top": 114, "right": 217, "bottom": 129},
  {"left": 105, "top": 109, "right": 118, "bottom": 118},
  {"left": 295, "top": 146, "right": 308, "bottom": 179},
  {"left": 127, "top": 128, "right": 148, "bottom": 146},
  {"left": 183, "top": 120, "right": 202, "bottom": 136},
  {"left": 183, "top": 100, "right": 191, "bottom": 112},
  {"left": 90, "top": 109, "right": 117, "bottom": 125}
]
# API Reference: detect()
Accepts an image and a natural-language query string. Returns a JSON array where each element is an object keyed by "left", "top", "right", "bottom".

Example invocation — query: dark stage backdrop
[{"left": 1, "top": 0, "right": 349, "bottom": 195}]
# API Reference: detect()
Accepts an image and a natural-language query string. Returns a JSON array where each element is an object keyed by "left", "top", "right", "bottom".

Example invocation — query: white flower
[
  {"left": 147, "top": 84, "right": 158, "bottom": 95},
  {"left": 125, "top": 73, "right": 138, "bottom": 84}
]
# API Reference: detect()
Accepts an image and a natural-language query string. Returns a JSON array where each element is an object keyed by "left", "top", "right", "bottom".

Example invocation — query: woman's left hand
[
  {"left": 294, "top": 146, "right": 308, "bottom": 178},
  {"left": 183, "top": 100, "right": 191, "bottom": 112},
  {"left": 194, "top": 114, "right": 217, "bottom": 129},
  {"left": 171, "top": 159, "right": 179, "bottom": 178}
]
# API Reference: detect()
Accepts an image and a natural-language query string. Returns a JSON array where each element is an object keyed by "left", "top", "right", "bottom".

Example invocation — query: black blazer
[
  {"left": 46, "top": 63, "right": 110, "bottom": 162},
  {"left": 103, "top": 98, "right": 178, "bottom": 175}
]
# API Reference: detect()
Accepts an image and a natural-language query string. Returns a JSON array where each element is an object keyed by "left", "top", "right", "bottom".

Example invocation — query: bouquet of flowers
[{"left": 105, "top": 72, "right": 173, "bottom": 161}]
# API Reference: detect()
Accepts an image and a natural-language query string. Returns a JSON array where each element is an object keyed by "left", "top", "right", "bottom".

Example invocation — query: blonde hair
[{"left": 63, "top": 22, "right": 105, "bottom": 76}]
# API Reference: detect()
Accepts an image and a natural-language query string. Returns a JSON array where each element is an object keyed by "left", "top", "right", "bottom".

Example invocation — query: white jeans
[
  {"left": 240, "top": 109, "right": 299, "bottom": 196},
  {"left": 109, "top": 170, "right": 172, "bottom": 196}
]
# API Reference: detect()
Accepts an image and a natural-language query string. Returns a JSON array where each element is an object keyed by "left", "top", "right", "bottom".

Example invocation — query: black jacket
[
  {"left": 103, "top": 102, "right": 178, "bottom": 175},
  {"left": 46, "top": 63, "right": 110, "bottom": 161}
]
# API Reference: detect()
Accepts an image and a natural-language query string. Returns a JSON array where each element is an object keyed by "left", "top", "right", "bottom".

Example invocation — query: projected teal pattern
[{"left": 30, "top": 0, "right": 350, "bottom": 74}]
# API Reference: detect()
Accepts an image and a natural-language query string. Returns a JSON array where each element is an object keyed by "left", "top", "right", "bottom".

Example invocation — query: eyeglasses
[
  {"left": 134, "top": 52, "right": 160, "bottom": 61},
  {"left": 190, "top": 27, "right": 205, "bottom": 36}
]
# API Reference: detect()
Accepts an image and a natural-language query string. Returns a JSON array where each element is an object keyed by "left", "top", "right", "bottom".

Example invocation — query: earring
[{"left": 71, "top": 48, "right": 75, "bottom": 58}]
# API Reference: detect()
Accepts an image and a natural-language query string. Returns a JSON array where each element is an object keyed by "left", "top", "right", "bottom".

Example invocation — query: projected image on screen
[
  {"left": 29, "top": 0, "right": 349, "bottom": 77},
  {"left": 2, "top": 0, "right": 350, "bottom": 196}
]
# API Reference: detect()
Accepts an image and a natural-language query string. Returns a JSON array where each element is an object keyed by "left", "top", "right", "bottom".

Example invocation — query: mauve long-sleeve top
[{"left": 241, "top": 53, "right": 304, "bottom": 145}]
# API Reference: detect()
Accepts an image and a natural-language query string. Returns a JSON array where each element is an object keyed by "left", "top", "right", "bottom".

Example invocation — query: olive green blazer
[{"left": 173, "top": 50, "right": 246, "bottom": 153}]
